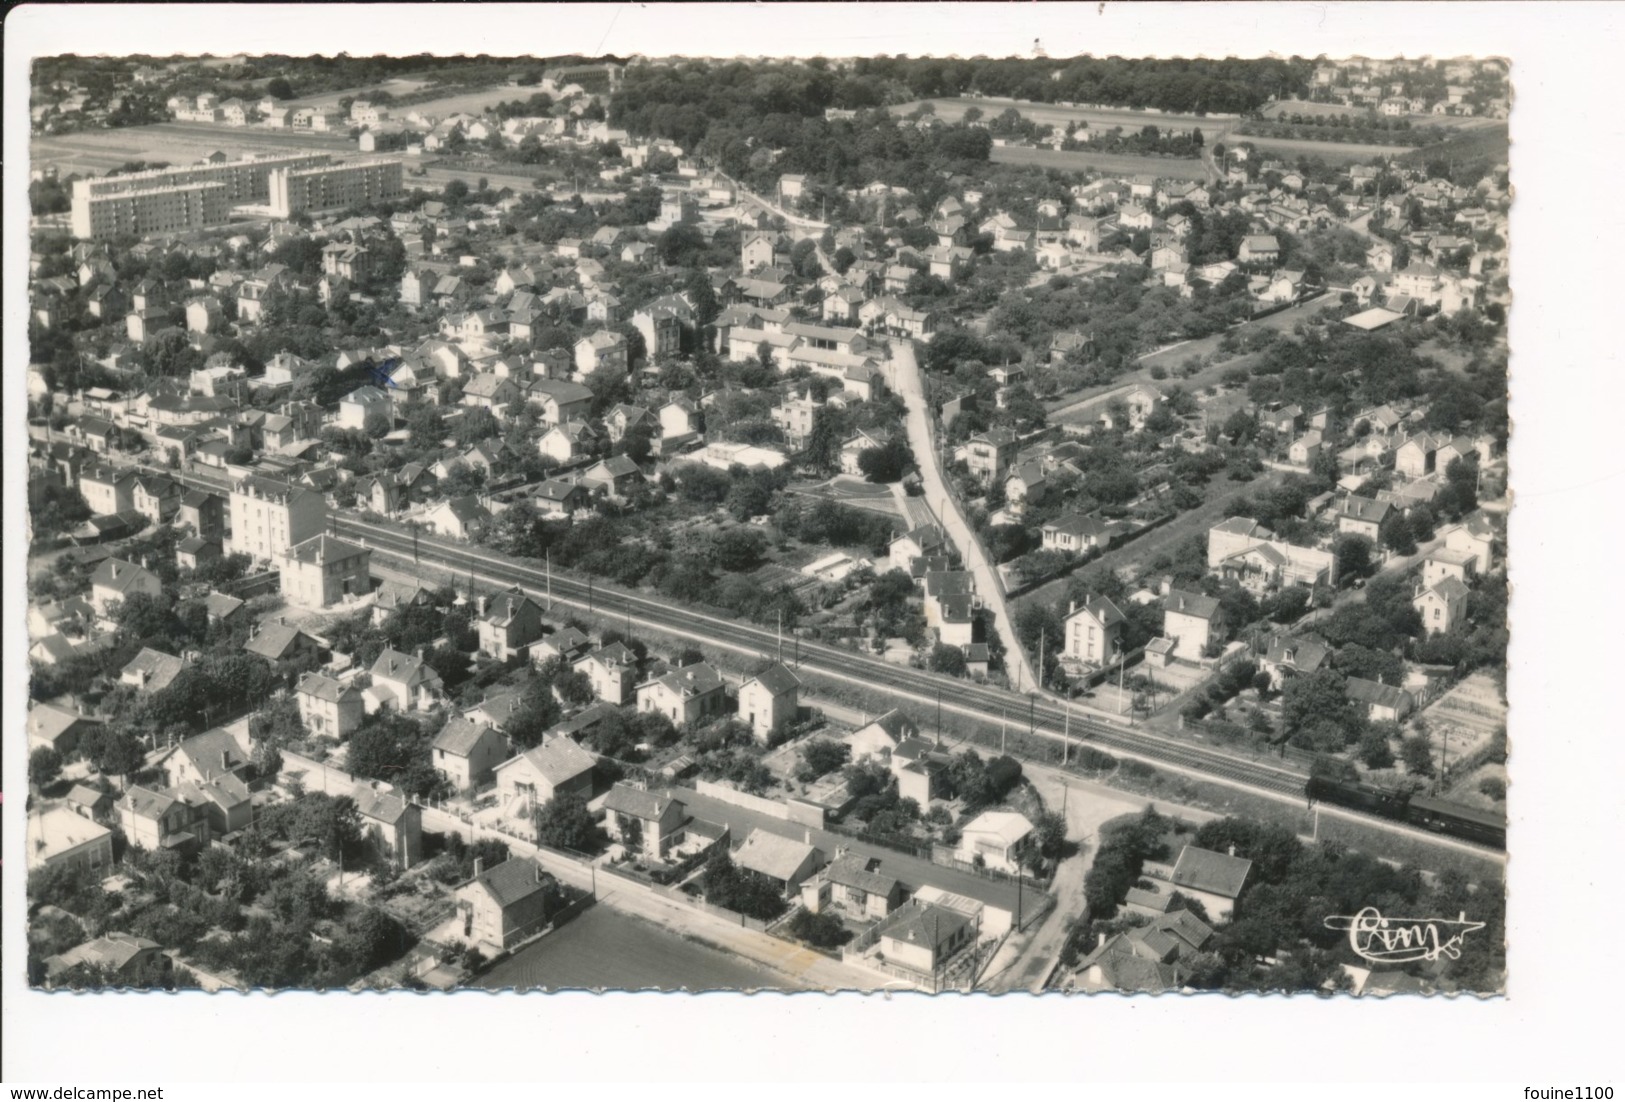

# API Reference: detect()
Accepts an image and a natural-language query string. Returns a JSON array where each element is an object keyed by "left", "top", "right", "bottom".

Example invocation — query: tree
[
  {"left": 797, "top": 738, "right": 851, "bottom": 782},
  {"left": 533, "top": 792, "right": 604, "bottom": 853},
  {"left": 787, "top": 908, "right": 850, "bottom": 948},
  {"left": 1401, "top": 733, "right": 1436, "bottom": 777},
  {"left": 29, "top": 746, "right": 63, "bottom": 788},
  {"left": 1282, "top": 668, "right": 1355, "bottom": 740},
  {"left": 928, "top": 643, "right": 968, "bottom": 677},
  {"left": 266, "top": 76, "right": 294, "bottom": 100},
  {"left": 362, "top": 410, "right": 392, "bottom": 439},
  {"left": 857, "top": 437, "right": 913, "bottom": 484}
]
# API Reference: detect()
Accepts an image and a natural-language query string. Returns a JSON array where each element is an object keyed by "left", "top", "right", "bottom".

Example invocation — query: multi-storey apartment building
[
  {"left": 267, "top": 159, "right": 404, "bottom": 217},
  {"left": 70, "top": 152, "right": 330, "bottom": 239},
  {"left": 227, "top": 476, "right": 326, "bottom": 563}
]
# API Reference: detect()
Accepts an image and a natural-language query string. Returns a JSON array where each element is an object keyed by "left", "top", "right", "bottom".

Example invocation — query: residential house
[
  {"left": 956, "top": 810, "right": 1035, "bottom": 876},
  {"left": 369, "top": 647, "right": 444, "bottom": 712},
  {"left": 1258, "top": 635, "right": 1331, "bottom": 690},
  {"left": 420, "top": 495, "right": 492, "bottom": 542},
  {"left": 1042, "top": 514, "right": 1112, "bottom": 555},
  {"left": 848, "top": 709, "right": 920, "bottom": 761},
  {"left": 28, "top": 702, "right": 102, "bottom": 756},
  {"left": 120, "top": 647, "right": 191, "bottom": 695},
  {"left": 354, "top": 787, "right": 423, "bottom": 870},
  {"left": 810, "top": 851, "right": 902, "bottom": 919},
  {"left": 735, "top": 830, "right": 821, "bottom": 896},
  {"left": 1162, "top": 589, "right": 1225, "bottom": 662},
  {"left": 528, "top": 379, "right": 594, "bottom": 427},
  {"left": 966, "top": 429, "right": 1018, "bottom": 485},
  {"left": 602, "top": 784, "right": 686, "bottom": 861},
  {"left": 455, "top": 856, "right": 563, "bottom": 952},
  {"left": 889, "top": 525, "right": 949, "bottom": 574},
  {"left": 277, "top": 534, "right": 372, "bottom": 609},
  {"left": 738, "top": 663, "right": 801, "bottom": 743},
  {"left": 575, "top": 643, "right": 640, "bottom": 705},
  {"left": 1336, "top": 496, "right": 1394, "bottom": 543},
  {"left": 579, "top": 455, "right": 643, "bottom": 500},
  {"left": 1288, "top": 431, "right": 1323, "bottom": 466},
  {"left": 877, "top": 901, "right": 975, "bottom": 977},
  {"left": 1062, "top": 596, "right": 1125, "bottom": 668},
  {"left": 574, "top": 331, "right": 629, "bottom": 381},
  {"left": 89, "top": 558, "right": 162, "bottom": 618},
  {"left": 118, "top": 785, "right": 208, "bottom": 854},
  {"left": 431, "top": 716, "right": 509, "bottom": 792},
  {"left": 1346, "top": 677, "right": 1414, "bottom": 724},
  {"left": 1421, "top": 547, "right": 1478, "bottom": 589},
  {"left": 243, "top": 620, "right": 322, "bottom": 671},
  {"left": 1238, "top": 235, "right": 1281, "bottom": 265},
  {"left": 1168, "top": 844, "right": 1252, "bottom": 922},
  {"left": 1443, "top": 513, "right": 1497, "bottom": 574},
  {"left": 1413, "top": 576, "right": 1470, "bottom": 636},
  {"left": 478, "top": 587, "right": 548, "bottom": 662},
  {"left": 493, "top": 739, "right": 598, "bottom": 818},
  {"left": 295, "top": 671, "right": 366, "bottom": 741},
  {"left": 637, "top": 663, "right": 727, "bottom": 727},
  {"left": 26, "top": 806, "right": 115, "bottom": 874}
]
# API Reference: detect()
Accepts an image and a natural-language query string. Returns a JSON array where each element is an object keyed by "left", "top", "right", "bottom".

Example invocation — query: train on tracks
[{"left": 1305, "top": 776, "right": 1506, "bottom": 850}]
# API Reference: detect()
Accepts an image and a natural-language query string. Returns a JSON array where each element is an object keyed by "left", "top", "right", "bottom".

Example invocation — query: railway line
[
  {"left": 334, "top": 512, "right": 1506, "bottom": 858},
  {"left": 331, "top": 513, "right": 1311, "bottom": 799}
]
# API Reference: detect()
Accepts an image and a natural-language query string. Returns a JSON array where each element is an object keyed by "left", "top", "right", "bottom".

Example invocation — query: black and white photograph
[{"left": 3, "top": 0, "right": 1621, "bottom": 1092}]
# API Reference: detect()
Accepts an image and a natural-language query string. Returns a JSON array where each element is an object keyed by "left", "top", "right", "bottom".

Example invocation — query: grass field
[
  {"left": 31, "top": 122, "right": 351, "bottom": 175},
  {"left": 1239, "top": 133, "right": 1412, "bottom": 164},
  {"left": 991, "top": 144, "right": 1208, "bottom": 181},
  {"left": 895, "top": 96, "right": 1230, "bottom": 133},
  {"left": 473, "top": 905, "right": 803, "bottom": 993}
]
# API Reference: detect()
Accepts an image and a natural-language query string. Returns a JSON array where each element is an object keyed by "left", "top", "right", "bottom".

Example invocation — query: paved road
[{"left": 890, "top": 339, "right": 1041, "bottom": 694}]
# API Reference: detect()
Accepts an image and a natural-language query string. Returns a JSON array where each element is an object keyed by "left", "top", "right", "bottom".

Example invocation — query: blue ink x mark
[{"left": 367, "top": 357, "right": 402, "bottom": 389}]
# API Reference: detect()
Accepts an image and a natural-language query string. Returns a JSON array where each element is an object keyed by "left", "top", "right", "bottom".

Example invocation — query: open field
[
  {"left": 31, "top": 121, "right": 351, "bottom": 175},
  {"left": 1262, "top": 99, "right": 1502, "bottom": 131},
  {"left": 379, "top": 84, "right": 517, "bottom": 119},
  {"left": 1239, "top": 133, "right": 1412, "bottom": 163},
  {"left": 1401, "top": 124, "right": 1510, "bottom": 167},
  {"left": 991, "top": 144, "right": 1208, "bottom": 181},
  {"left": 894, "top": 96, "right": 1233, "bottom": 134},
  {"left": 473, "top": 902, "right": 807, "bottom": 992}
]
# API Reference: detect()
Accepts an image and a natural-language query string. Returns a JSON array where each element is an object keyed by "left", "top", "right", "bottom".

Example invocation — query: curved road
[{"left": 885, "top": 340, "right": 1041, "bottom": 695}]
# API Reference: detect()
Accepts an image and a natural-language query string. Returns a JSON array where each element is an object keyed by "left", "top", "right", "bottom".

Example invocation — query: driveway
[
  {"left": 984, "top": 762, "right": 1163, "bottom": 992},
  {"left": 890, "top": 340, "right": 1041, "bottom": 693}
]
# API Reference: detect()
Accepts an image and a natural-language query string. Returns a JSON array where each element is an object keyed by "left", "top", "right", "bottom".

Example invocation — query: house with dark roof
[
  {"left": 636, "top": 663, "right": 727, "bottom": 727},
  {"left": 602, "top": 783, "right": 686, "bottom": 861},
  {"left": 478, "top": 587, "right": 548, "bottom": 662},
  {"left": 1346, "top": 677, "right": 1414, "bottom": 723},
  {"left": 810, "top": 850, "right": 903, "bottom": 919},
  {"left": 120, "top": 647, "right": 191, "bottom": 694},
  {"left": 1336, "top": 495, "right": 1394, "bottom": 542},
  {"left": 877, "top": 900, "right": 976, "bottom": 978},
  {"left": 243, "top": 620, "right": 322, "bottom": 670},
  {"left": 353, "top": 786, "right": 423, "bottom": 869},
  {"left": 578, "top": 455, "right": 643, "bottom": 500},
  {"left": 89, "top": 558, "right": 162, "bottom": 617},
  {"left": 1413, "top": 575, "right": 1470, "bottom": 636},
  {"left": 738, "top": 663, "right": 801, "bottom": 743},
  {"left": 1259, "top": 634, "right": 1331, "bottom": 690},
  {"left": 160, "top": 727, "right": 253, "bottom": 791},
  {"left": 295, "top": 671, "right": 366, "bottom": 740},
  {"left": 278, "top": 534, "right": 371, "bottom": 610},
  {"left": 1162, "top": 589, "right": 1226, "bottom": 662},
  {"left": 432, "top": 716, "right": 508, "bottom": 793},
  {"left": 369, "top": 647, "right": 444, "bottom": 712},
  {"left": 455, "top": 856, "right": 565, "bottom": 953},
  {"left": 1168, "top": 844, "right": 1252, "bottom": 922},
  {"left": 493, "top": 739, "right": 597, "bottom": 820}
]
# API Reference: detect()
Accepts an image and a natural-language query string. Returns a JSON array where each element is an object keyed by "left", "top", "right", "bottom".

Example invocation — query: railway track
[{"left": 332, "top": 513, "right": 1310, "bottom": 799}]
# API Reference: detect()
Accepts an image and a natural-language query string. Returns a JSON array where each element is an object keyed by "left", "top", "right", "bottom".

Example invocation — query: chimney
[
  {"left": 222, "top": 750, "right": 230, "bottom": 771},
  {"left": 536, "top": 863, "right": 543, "bottom": 884},
  {"left": 1097, "top": 932, "right": 1106, "bottom": 950},
  {"left": 415, "top": 646, "right": 425, "bottom": 661},
  {"left": 473, "top": 857, "right": 484, "bottom": 878},
  {"left": 1069, "top": 600, "right": 1076, "bottom": 615},
  {"left": 1228, "top": 844, "right": 1237, "bottom": 857},
  {"left": 805, "top": 829, "right": 812, "bottom": 845}
]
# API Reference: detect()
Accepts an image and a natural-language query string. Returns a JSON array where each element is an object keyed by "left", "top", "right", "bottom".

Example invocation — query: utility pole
[
  {"left": 1037, "top": 626, "right": 1045, "bottom": 692},
  {"left": 588, "top": 576, "right": 593, "bottom": 612},
  {"left": 1063, "top": 699, "right": 1071, "bottom": 765},
  {"left": 546, "top": 548, "right": 552, "bottom": 610},
  {"left": 936, "top": 689, "right": 942, "bottom": 746},
  {"left": 777, "top": 609, "right": 783, "bottom": 664},
  {"left": 1000, "top": 709, "right": 1007, "bottom": 756}
]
